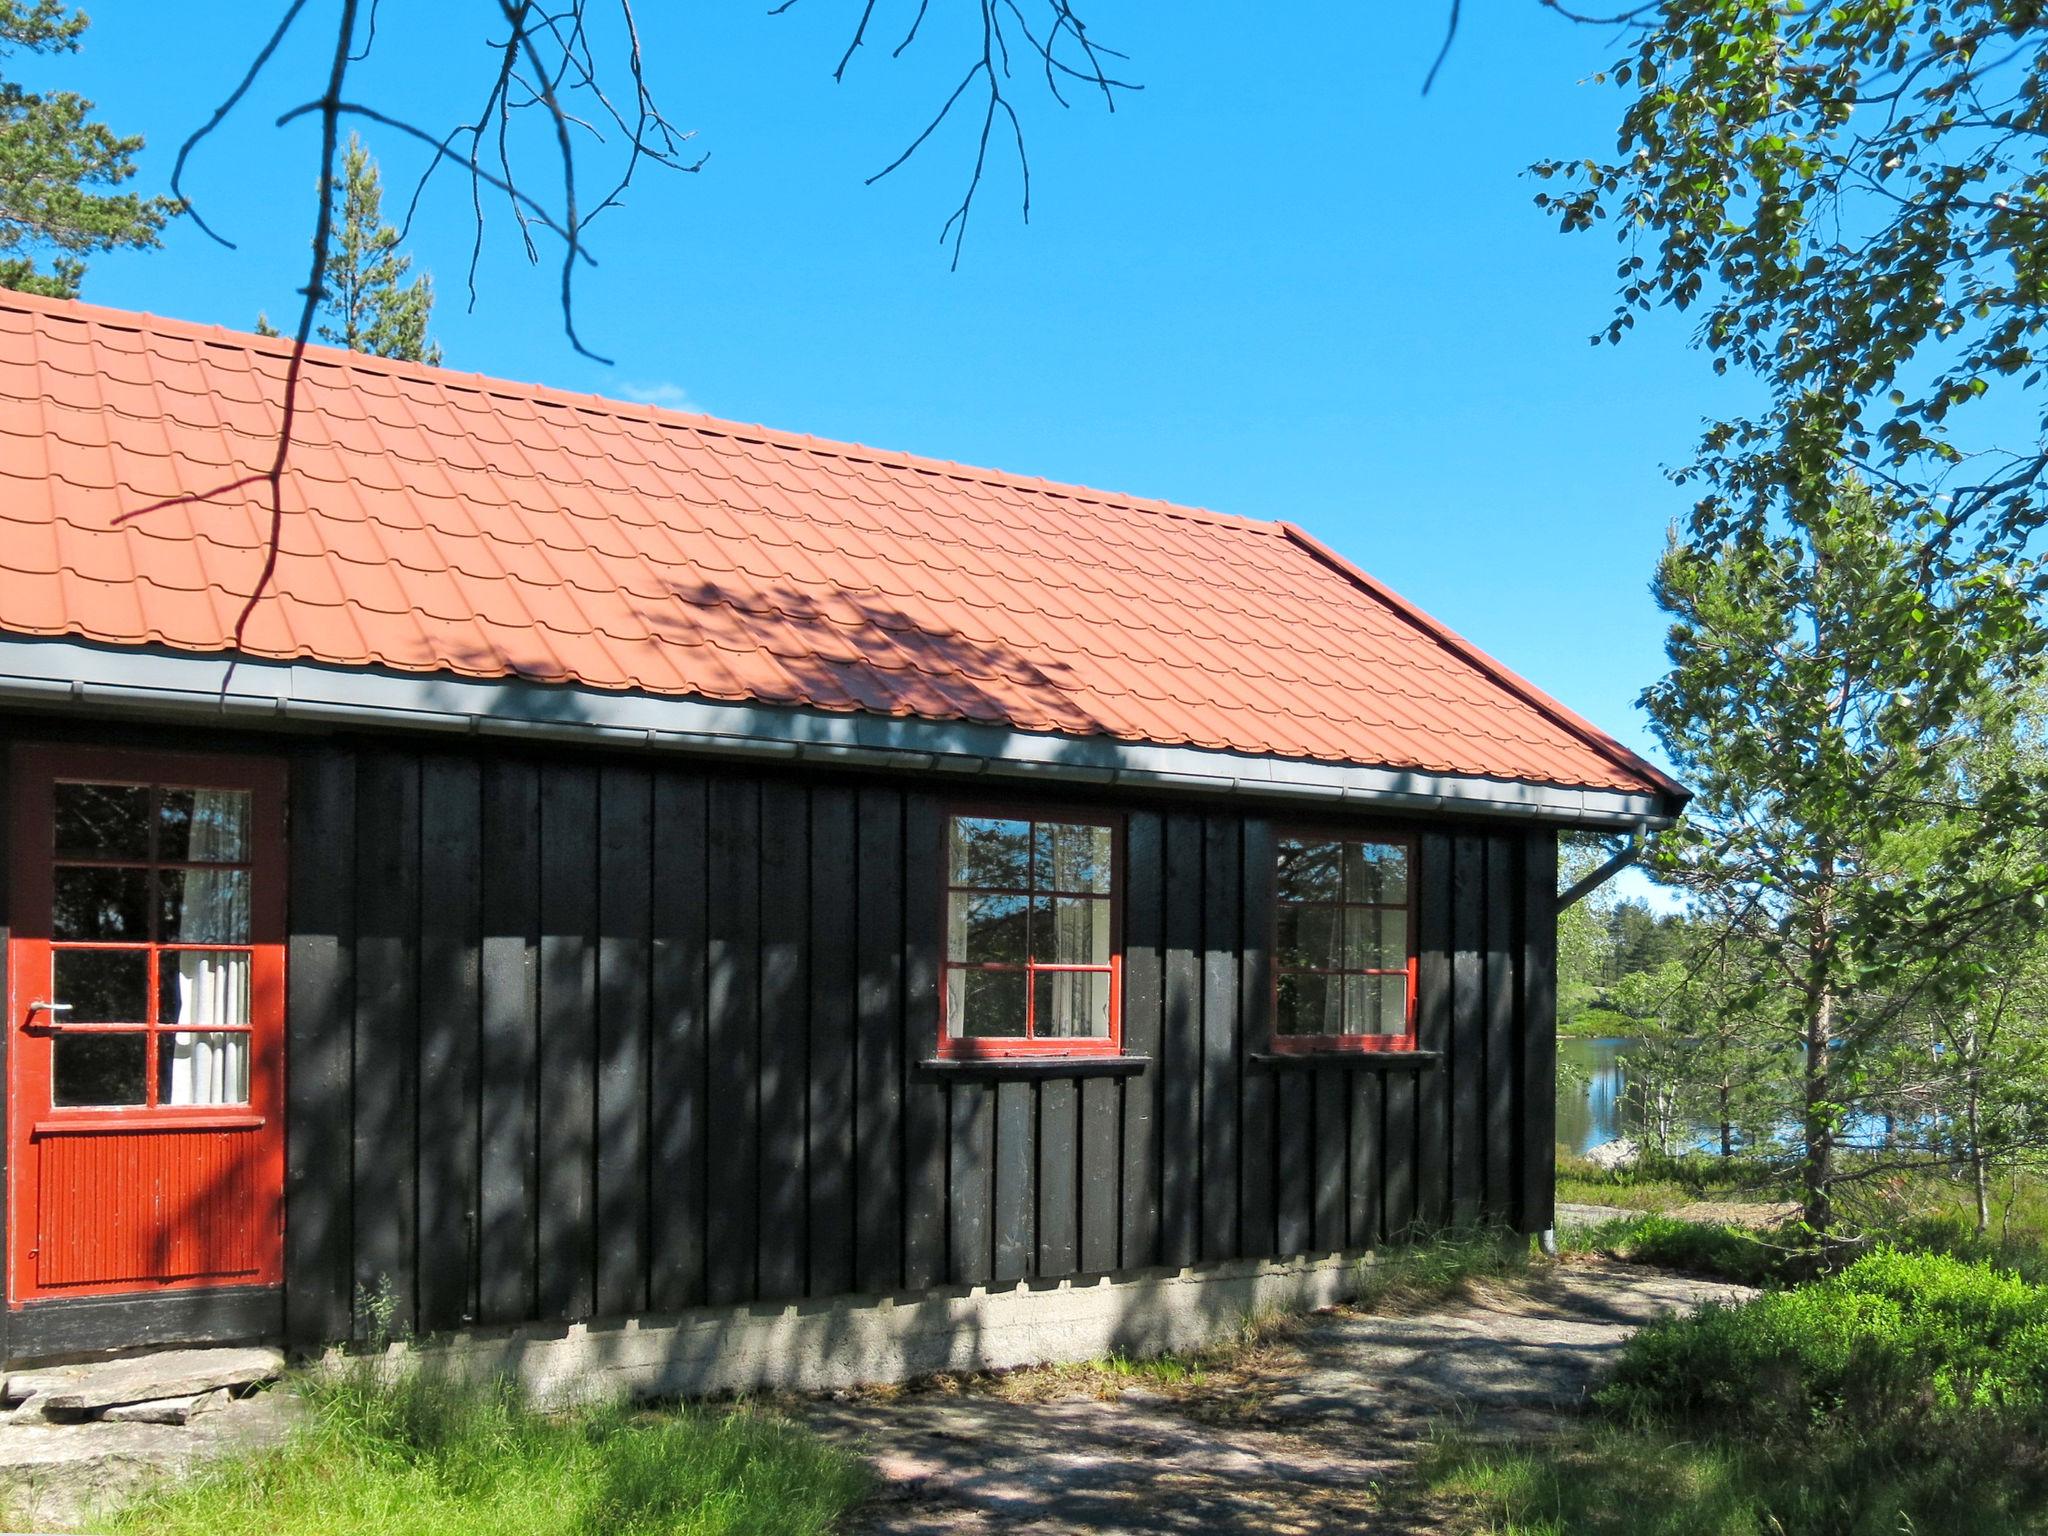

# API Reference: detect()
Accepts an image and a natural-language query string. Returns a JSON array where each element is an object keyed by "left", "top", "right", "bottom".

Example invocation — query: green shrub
[
  {"left": 1597, "top": 1248, "right": 2048, "bottom": 1526},
  {"left": 1566, "top": 1214, "right": 1788, "bottom": 1287}
]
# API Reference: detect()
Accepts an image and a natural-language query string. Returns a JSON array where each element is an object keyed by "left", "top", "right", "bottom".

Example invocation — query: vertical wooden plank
[
  {"left": 1079, "top": 1075, "right": 1119, "bottom": 1274},
  {"left": 352, "top": 751, "right": 419, "bottom": 1340},
  {"left": 537, "top": 764, "right": 598, "bottom": 1320},
  {"left": 286, "top": 749, "right": 355, "bottom": 1348},
  {"left": 1275, "top": 1069, "right": 1312, "bottom": 1255},
  {"left": 649, "top": 771, "right": 708, "bottom": 1311},
  {"left": 1199, "top": 816, "right": 1240, "bottom": 1261},
  {"left": 757, "top": 781, "right": 809, "bottom": 1301},
  {"left": 596, "top": 765, "right": 652, "bottom": 1317},
  {"left": 1119, "top": 811, "right": 1164, "bottom": 1270},
  {"left": 901, "top": 796, "right": 948, "bottom": 1290},
  {"left": 1484, "top": 835, "right": 1519, "bottom": 1225},
  {"left": 1382, "top": 1069, "right": 1417, "bottom": 1242},
  {"left": 1159, "top": 813, "right": 1203, "bottom": 1269},
  {"left": 705, "top": 778, "right": 760, "bottom": 1306},
  {"left": 1520, "top": 829, "right": 1559, "bottom": 1235},
  {"left": 1450, "top": 834, "right": 1486, "bottom": 1228},
  {"left": 807, "top": 787, "right": 857, "bottom": 1299},
  {"left": 1237, "top": 820, "right": 1276, "bottom": 1262},
  {"left": 1313, "top": 1067, "right": 1347, "bottom": 1252},
  {"left": 1037, "top": 1079, "right": 1078, "bottom": 1276},
  {"left": 477, "top": 758, "right": 539, "bottom": 1324},
  {"left": 1413, "top": 832, "right": 1453, "bottom": 1230},
  {"left": 854, "top": 788, "right": 904, "bottom": 1294},
  {"left": 417, "top": 755, "right": 482, "bottom": 1333},
  {"left": 993, "top": 1080, "right": 1035, "bottom": 1282},
  {"left": 949, "top": 1080, "right": 994, "bottom": 1285},
  {"left": 1348, "top": 1072, "right": 1382, "bottom": 1250}
]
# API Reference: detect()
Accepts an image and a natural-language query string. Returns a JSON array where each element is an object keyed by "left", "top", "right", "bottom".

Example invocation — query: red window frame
[
  {"left": 939, "top": 806, "right": 1123, "bottom": 1060},
  {"left": 1269, "top": 826, "right": 1419, "bottom": 1053},
  {"left": 9, "top": 747, "right": 287, "bottom": 1122}
]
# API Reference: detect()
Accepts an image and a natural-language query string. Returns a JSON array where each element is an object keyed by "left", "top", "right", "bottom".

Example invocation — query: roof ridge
[
  {"left": 2, "top": 289, "right": 1278, "bottom": 541},
  {"left": 1274, "top": 522, "right": 1687, "bottom": 804}
]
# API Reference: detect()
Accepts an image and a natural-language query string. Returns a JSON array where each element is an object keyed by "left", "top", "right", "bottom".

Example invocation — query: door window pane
[
  {"left": 157, "top": 869, "right": 251, "bottom": 944},
  {"left": 158, "top": 1033, "right": 250, "bottom": 1107},
  {"left": 159, "top": 951, "right": 252, "bottom": 1028},
  {"left": 54, "top": 783, "right": 150, "bottom": 860},
  {"left": 52, "top": 1032, "right": 146, "bottom": 1106},
  {"left": 54, "top": 866, "right": 150, "bottom": 941},
  {"left": 158, "top": 788, "right": 251, "bottom": 863},
  {"left": 54, "top": 949, "right": 149, "bottom": 1023}
]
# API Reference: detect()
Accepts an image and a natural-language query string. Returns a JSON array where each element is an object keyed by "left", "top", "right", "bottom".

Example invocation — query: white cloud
[{"left": 613, "top": 379, "right": 701, "bottom": 414}]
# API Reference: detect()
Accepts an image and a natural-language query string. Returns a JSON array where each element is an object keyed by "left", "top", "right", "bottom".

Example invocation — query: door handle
[{"left": 24, "top": 1001, "right": 70, "bottom": 1032}]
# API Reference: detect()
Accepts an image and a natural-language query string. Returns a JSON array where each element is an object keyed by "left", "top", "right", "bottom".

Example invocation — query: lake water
[
  {"left": 1557, "top": 1036, "right": 1906, "bottom": 1157},
  {"left": 1557, "top": 1036, "right": 1686, "bottom": 1155}
]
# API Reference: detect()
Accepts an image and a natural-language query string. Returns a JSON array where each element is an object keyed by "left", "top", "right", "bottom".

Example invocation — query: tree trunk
[
  {"left": 1964, "top": 1024, "right": 1989, "bottom": 1236},
  {"left": 1718, "top": 1080, "right": 1732, "bottom": 1159},
  {"left": 1802, "top": 931, "right": 1836, "bottom": 1242}
]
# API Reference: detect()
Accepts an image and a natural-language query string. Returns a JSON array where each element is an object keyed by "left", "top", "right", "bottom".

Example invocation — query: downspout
[
  {"left": 1557, "top": 822, "right": 1651, "bottom": 912},
  {"left": 1540, "top": 822, "right": 1652, "bottom": 1259}
]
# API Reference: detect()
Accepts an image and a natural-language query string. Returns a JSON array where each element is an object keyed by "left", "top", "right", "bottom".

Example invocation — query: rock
[
  {"left": 1582, "top": 1137, "right": 1640, "bottom": 1171},
  {"left": 100, "top": 1394, "right": 203, "bottom": 1425},
  {"left": 6, "top": 1390, "right": 53, "bottom": 1424},
  {"left": 6, "top": 1346, "right": 283, "bottom": 1416}
]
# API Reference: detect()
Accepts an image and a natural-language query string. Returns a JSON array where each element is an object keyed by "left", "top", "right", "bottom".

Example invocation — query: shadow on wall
[{"left": 378, "top": 1234, "right": 1477, "bottom": 1412}]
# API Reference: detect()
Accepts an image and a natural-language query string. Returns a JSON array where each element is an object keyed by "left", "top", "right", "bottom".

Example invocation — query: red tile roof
[{"left": 0, "top": 291, "right": 1680, "bottom": 799}]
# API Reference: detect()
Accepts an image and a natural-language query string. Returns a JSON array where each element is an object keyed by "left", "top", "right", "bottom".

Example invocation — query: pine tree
[
  {"left": 265, "top": 134, "right": 439, "bottom": 364},
  {"left": 0, "top": 0, "right": 173, "bottom": 298}
]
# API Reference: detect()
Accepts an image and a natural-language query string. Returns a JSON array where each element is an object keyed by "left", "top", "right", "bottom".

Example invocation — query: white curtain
[{"left": 165, "top": 789, "right": 250, "bottom": 1107}]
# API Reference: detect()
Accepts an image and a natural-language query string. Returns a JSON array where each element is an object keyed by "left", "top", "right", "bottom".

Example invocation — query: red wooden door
[{"left": 7, "top": 746, "right": 286, "bottom": 1303}]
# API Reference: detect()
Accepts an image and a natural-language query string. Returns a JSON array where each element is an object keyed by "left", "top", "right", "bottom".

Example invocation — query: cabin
[{"left": 0, "top": 292, "right": 1685, "bottom": 1388}]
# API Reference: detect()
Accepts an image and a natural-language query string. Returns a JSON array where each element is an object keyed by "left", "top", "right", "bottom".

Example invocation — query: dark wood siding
[{"left": 196, "top": 737, "right": 1564, "bottom": 1339}]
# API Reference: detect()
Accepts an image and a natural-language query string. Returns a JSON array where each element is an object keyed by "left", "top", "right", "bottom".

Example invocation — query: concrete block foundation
[{"left": 386, "top": 1250, "right": 1380, "bottom": 1406}]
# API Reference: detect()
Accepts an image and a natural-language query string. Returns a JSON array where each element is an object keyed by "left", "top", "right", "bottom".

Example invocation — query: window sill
[
  {"left": 1246, "top": 1050, "right": 1441, "bottom": 1071},
  {"left": 917, "top": 1055, "right": 1151, "bottom": 1081},
  {"left": 33, "top": 1111, "right": 265, "bottom": 1135}
]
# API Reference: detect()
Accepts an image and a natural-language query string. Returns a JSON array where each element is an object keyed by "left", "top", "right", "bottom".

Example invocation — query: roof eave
[{"left": 0, "top": 636, "right": 1685, "bottom": 831}]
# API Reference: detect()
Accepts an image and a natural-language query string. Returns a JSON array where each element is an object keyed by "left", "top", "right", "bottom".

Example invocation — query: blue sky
[{"left": 48, "top": 4, "right": 1733, "bottom": 891}]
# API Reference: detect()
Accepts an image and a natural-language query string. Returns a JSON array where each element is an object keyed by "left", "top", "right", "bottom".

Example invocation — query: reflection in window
[
  {"left": 1274, "top": 835, "right": 1414, "bottom": 1045},
  {"left": 943, "top": 815, "right": 1117, "bottom": 1050},
  {"left": 44, "top": 779, "right": 257, "bottom": 1111}
]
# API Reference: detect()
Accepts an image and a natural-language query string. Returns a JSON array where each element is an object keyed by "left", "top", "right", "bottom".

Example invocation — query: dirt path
[{"left": 808, "top": 1261, "right": 1752, "bottom": 1535}]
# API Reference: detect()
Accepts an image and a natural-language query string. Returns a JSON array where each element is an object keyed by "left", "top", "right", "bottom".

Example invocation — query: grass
[
  {"left": 1412, "top": 1168, "right": 2048, "bottom": 1535},
  {"left": 1561, "top": 1213, "right": 1792, "bottom": 1287},
  {"left": 1553, "top": 1149, "right": 1790, "bottom": 1215},
  {"left": 102, "top": 1364, "right": 871, "bottom": 1536},
  {"left": 1411, "top": 1417, "right": 2048, "bottom": 1536}
]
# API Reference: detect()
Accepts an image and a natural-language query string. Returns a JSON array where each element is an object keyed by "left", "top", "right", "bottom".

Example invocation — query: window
[
  {"left": 942, "top": 812, "right": 1120, "bottom": 1057},
  {"left": 1272, "top": 832, "right": 1415, "bottom": 1051},
  {"left": 45, "top": 780, "right": 257, "bottom": 1108}
]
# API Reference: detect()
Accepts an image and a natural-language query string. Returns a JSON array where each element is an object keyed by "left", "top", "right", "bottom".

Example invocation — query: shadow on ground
[{"left": 806, "top": 1261, "right": 1753, "bottom": 1536}]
